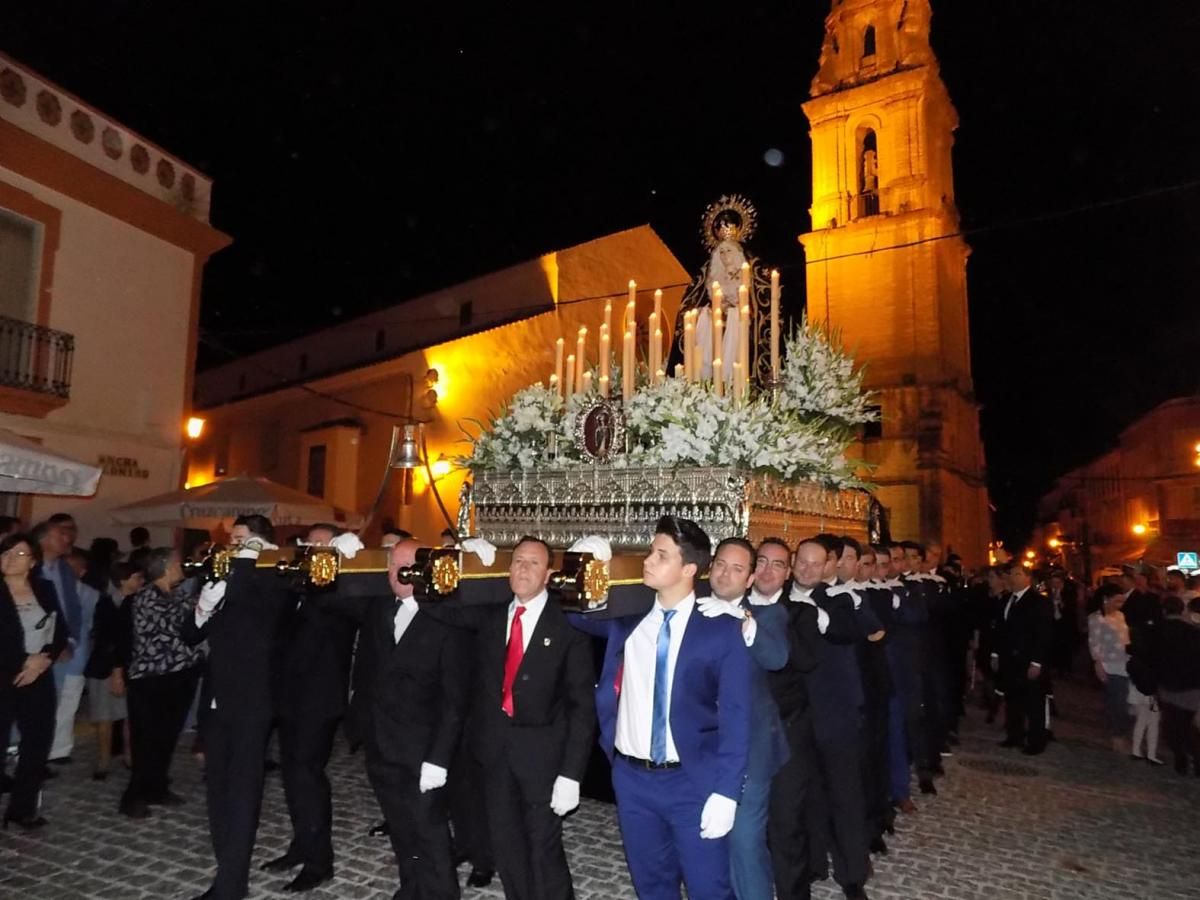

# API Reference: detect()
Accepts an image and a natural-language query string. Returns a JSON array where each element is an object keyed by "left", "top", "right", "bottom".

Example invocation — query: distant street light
[
  {"left": 1048, "top": 537, "right": 1062, "bottom": 549},
  {"left": 185, "top": 416, "right": 206, "bottom": 440},
  {"left": 1132, "top": 523, "right": 1148, "bottom": 536}
]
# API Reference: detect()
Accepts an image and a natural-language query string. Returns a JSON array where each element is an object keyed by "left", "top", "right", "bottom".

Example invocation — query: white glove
[
  {"left": 568, "top": 535, "right": 613, "bottom": 562},
  {"left": 418, "top": 762, "right": 447, "bottom": 793},
  {"left": 696, "top": 596, "right": 744, "bottom": 620},
  {"left": 892, "top": 593, "right": 901, "bottom": 610},
  {"left": 550, "top": 776, "right": 580, "bottom": 816},
  {"left": 198, "top": 579, "right": 226, "bottom": 612},
  {"left": 329, "top": 532, "right": 364, "bottom": 560},
  {"left": 458, "top": 536, "right": 497, "bottom": 567},
  {"left": 699, "top": 792, "right": 737, "bottom": 839},
  {"left": 233, "top": 537, "right": 278, "bottom": 560}
]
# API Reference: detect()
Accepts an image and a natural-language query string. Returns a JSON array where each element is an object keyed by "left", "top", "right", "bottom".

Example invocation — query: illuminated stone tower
[{"left": 799, "top": 0, "right": 990, "bottom": 563}]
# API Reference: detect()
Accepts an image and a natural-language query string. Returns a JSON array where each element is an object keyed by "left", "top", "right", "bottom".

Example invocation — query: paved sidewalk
[{"left": 2, "top": 678, "right": 1198, "bottom": 899}]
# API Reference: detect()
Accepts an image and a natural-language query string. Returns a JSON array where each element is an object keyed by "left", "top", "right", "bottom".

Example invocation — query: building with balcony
[
  {"left": 1036, "top": 395, "right": 1200, "bottom": 579},
  {"left": 0, "top": 54, "right": 230, "bottom": 541}
]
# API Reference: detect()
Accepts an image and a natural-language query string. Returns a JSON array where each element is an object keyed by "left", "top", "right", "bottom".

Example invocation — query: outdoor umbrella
[
  {"left": 0, "top": 427, "right": 102, "bottom": 496},
  {"left": 108, "top": 474, "right": 363, "bottom": 530}
]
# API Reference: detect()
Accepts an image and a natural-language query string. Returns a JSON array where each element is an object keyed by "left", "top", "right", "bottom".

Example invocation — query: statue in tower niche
[{"left": 671, "top": 194, "right": 778, "bottom": 386}]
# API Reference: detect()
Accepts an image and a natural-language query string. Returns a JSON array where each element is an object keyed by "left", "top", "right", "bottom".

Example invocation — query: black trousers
[
  {"left": 483, "top": 754, "right": 573, "bottom": 900},
  {"left": 922, "top": 658, "right": 949, "bottom": 766},
  {"left": 1161, "top": 702, "right": 1200, "bottom": 773},
  {"left": 123, "top": 667, "right": 198, "bottom": 807},
  {"left": 807, "top": 725, "right": 868, "bottom": 889},
  {"left": 279, "top": 712, "right": 340, "bottom": 873},
  {"left": 767, "top": 712, "right": 815, "bottom": 900},
  {"left": 860, "top": 693, "right": 892, "bottom": 841},
  {"left": 1003, "top": 669, "right": 1048, "bottom": 749},
  {"left": 204, "top": 711, "right": 272, "bottom": 899},
  {"left": 449, "top": 734, "right": 493, "bottom": 871},
  {"left": 0, "top": 674, "right": 55, "bottom": 821},
  {"left": 367, "top": 752, "right": 459, "bottom": 900},
  {"left": 895, "top": 663, "right": 932, "bottom": 780}
]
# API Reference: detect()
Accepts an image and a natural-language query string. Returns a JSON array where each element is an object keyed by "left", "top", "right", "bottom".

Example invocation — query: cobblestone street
[{"left": 3, "top": 678, "right": 1198, "bottom": 900}]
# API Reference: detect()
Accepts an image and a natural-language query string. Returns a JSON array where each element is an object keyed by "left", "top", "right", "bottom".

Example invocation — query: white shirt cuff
[
  {"left": 817, "top": 608, "right": 830, "bottom": 634},
  {"left": 742, "top": 616, "right": 757, "bottom": 647}
]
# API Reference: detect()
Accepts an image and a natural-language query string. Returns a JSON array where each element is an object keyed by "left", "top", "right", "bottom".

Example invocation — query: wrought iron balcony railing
[{"left": 0, "top": 314, "right": 74, "bottom": 399}]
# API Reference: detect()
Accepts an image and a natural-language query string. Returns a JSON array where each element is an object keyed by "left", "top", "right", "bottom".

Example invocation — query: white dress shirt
[
  {"left": 748, "top": 586, "right": 783, "bottom": 606},
  {"left": 614, "top": 592, "right": 696, "bottom": 763},
  {"left": 393, "top": 595, "right": 419, "bottom": 643},
  {"left": 505, "top": 589, "right": 548, "bottom": 652}
]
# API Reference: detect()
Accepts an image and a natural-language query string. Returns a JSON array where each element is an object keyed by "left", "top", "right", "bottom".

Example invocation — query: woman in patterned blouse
[
  {"left": 1088, "top": 582, "right": 1132, "bottom": 753},
  {"left": 119, "top": 548, "right": 203, "bottom": 819}
]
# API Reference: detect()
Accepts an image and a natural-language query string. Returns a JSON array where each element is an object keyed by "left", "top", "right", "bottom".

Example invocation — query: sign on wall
[{"left": 98, "top": 455, "right": 150, "bottom": 479}]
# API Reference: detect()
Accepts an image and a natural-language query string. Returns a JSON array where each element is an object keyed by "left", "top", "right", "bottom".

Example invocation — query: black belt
[{"left": 616, "top": 750, "right": 681, "bottom": 770}]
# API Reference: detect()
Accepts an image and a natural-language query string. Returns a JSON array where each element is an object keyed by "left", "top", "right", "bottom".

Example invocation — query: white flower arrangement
[{"left": 462, "top": 324, "right": 873, "bottom": 488}]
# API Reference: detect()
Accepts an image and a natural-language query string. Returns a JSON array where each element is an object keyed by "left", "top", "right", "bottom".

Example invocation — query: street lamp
[
  {"left": 1047, "top": 537, "right": 1062, "bottom": 549},
  {"left": 185, "top": 416, "right": 206, "bottom": 440},
  {"left": 1132, "top": 523, "right": 1148, "bottom": 536}
]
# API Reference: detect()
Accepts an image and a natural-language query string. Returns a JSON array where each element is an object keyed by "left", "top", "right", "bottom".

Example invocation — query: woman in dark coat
[
  {"left": 84, "top": 560, "right": 143, "bottom": 779},
  {"left": 0, "top": 532, "right": 68, "bottom": 831}
]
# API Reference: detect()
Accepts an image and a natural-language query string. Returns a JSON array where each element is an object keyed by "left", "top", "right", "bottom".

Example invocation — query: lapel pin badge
[{"left": 543, "top": 637, "right": 552, "bottom": 646}]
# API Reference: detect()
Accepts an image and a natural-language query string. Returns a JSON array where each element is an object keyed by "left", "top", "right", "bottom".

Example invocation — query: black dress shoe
[
  {"left": 284, "top": 868, "right": 334, "bottom": 892},
  {"left": 92, "top": 770, "right": 109, "bottom": 782},
  {"left": 151, "top": 789, "right": 187, "bottom": 807},
  {"left": 843, "top": 884, "right": 870, "bottom": 900},
  {"left": 368, "top": 820, "right": 390, "bottom": 837},
  {"left": 869, "top": 836, "right": 889, "bottom": 855},
  {"left": 0, "top": 772, "right": 13, "bottom": 793},
  {"left": 47, "top": 756, "right": 73, "bottom": 765},
  {"left": 119, "top": 798, "right": 152, "bottom": 819},
  {"left": 467, "top": 868, "right": 494, "bottom": 887},
  {"left": 262, "top": 853, "right": 303, "bottom": 872},
  {"left": 998, "top": 738, "right": 1021, "bottom": 748},
  {"left": 189, "top": 891, "right": 212, "bottom": 900},
  {"left": 1022, "top": 744, "right": 1046, "bottom": 756},
  {"left": 919, "top": 778, "right": 938, "bottom": 795},
  {"left": 2, "top": 814, "right": 47, "bottom": 832}
]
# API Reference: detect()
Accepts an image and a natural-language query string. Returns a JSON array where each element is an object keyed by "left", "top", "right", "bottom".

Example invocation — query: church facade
[{"left": 800, "top": 0, "right": 991, "bottom": 564}]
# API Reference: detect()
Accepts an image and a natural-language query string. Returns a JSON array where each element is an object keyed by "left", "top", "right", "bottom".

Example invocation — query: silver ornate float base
[{"left": 462, "top": 466, "right": 870, "bottom": 550}]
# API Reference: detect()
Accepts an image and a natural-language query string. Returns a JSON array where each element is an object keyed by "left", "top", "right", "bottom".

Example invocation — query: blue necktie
[
  {"left": 650, "top": 609, "right": 676, "bottom": 765},
  {"left": 55, "top": 561, "right": 81, "bottom": 641}
]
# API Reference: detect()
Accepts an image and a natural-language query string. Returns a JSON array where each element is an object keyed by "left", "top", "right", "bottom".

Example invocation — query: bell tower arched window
[
  {"left": 857, "top": 128, "right": 880, "bottom": 218},
  {"left": 863, "top": 25, "right": 877, "bottom": 61}
]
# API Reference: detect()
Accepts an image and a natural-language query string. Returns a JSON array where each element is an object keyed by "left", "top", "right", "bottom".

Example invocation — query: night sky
[{"left": 5, "top": 2, "right": 1200, "bottom": 547}]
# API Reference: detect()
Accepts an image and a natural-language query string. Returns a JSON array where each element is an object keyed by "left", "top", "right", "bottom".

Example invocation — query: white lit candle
[
  {"left": 674, "top": 363, "right": 684, "bottom": 381},
  {"left": 599, "top": 326, "right": 611, "bottom": 389},
  {"left": 770, "top": 269, "right": 781, "bottom": 382},
  {"left": 739, "top": 302, "right": 750, "bottom": 397},
  {"left": 565, "top": 354, "right": 575, "bottom": 402},
  {"left": 582, "top": 371, "right": 592, "bottom": 394},
  {"left": 733, "top": 361, "right": 743, "bottom": 408},
  {"left": 599, "top": 374, "right": 609, "bottom": 399},
  {"left": 576, "top": 326, "right": 587, "bottom": 394},
  {"left": 713, "top": 357, "right": 724, "bottom": 397},
  {"left": 623, "top": 329, "right": 634, "bottom": 400},
  {"left": 654, "top": 328, "right": 663, "bottom": 383},
  {"left": 554, "top": 337, "right": 564, "bottom": 400}
]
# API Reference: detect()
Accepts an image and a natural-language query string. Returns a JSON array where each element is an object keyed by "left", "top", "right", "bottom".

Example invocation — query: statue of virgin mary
[{"left": 670, "top": 195, "right": 776, "bottom": 386}]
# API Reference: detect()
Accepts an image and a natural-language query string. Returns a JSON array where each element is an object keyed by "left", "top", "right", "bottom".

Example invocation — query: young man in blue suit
[
  {"left": 572, "top": 516, "right": 753, "bottom": 900},
  {"left": 694, "top": 537, "right": 791, "bottom": 900}
]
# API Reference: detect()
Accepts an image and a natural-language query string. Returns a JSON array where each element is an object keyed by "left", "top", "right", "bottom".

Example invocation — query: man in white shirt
[
  {"left": 333, "top": 539, "right": 466, "bottom": 900},
  {"left": 430, "top": 536, "right": 595, "bottom": 900},
  {"left": 572, "top": 516, "right": 752, "bottom": 900}
]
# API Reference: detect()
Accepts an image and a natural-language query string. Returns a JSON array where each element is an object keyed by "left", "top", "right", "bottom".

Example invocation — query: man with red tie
[{"left": 429, "top": 536, "right": 595, "bottom": 900}]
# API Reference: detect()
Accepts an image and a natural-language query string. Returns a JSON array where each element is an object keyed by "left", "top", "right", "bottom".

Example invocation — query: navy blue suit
[
  {"left": 729, "top": 598, "right": 789, "bottom": 900},
  {"left": 570, "top": 586, "right": 752, "bottom": 900},
  {"left": 799, "top": 583, "right": 870, "bottom": 891}
]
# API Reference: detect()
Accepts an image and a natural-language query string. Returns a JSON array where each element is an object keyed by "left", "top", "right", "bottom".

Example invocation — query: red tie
[{"left": 501, "top": 605, "right": 526, "bottom": 717}]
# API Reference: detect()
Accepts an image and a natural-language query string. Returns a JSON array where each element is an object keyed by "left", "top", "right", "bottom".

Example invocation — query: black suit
[
  {"left": 764, "top": 596, "right": 822, "bottom": 900},
  {"left": 345, "top": 591, "right": 467, "bottom": 900},
  {"left": 182, "top": 559, "right": 289, "bottom": 900},
  {"left": 424, "top": 584, "right": 596, "bottom": 900},
  {"left": 274, "top": 588, "right": 357, "bottom": 876},
  {"left": 997, "top": 588, "right": 1053, "bottom": 750},
  {"left": 0, "top": 577, "right": 67, "bottom": 822}
]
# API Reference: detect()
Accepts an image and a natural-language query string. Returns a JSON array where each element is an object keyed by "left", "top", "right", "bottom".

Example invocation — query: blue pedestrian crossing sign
[{"left": 1177, "top": 551, "right": 1198, "bottom": 569}]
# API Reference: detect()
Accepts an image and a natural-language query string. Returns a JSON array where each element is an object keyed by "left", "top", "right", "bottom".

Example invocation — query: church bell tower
[{"left": 799, "top": 0, "right": 990, "bottom": 563}]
